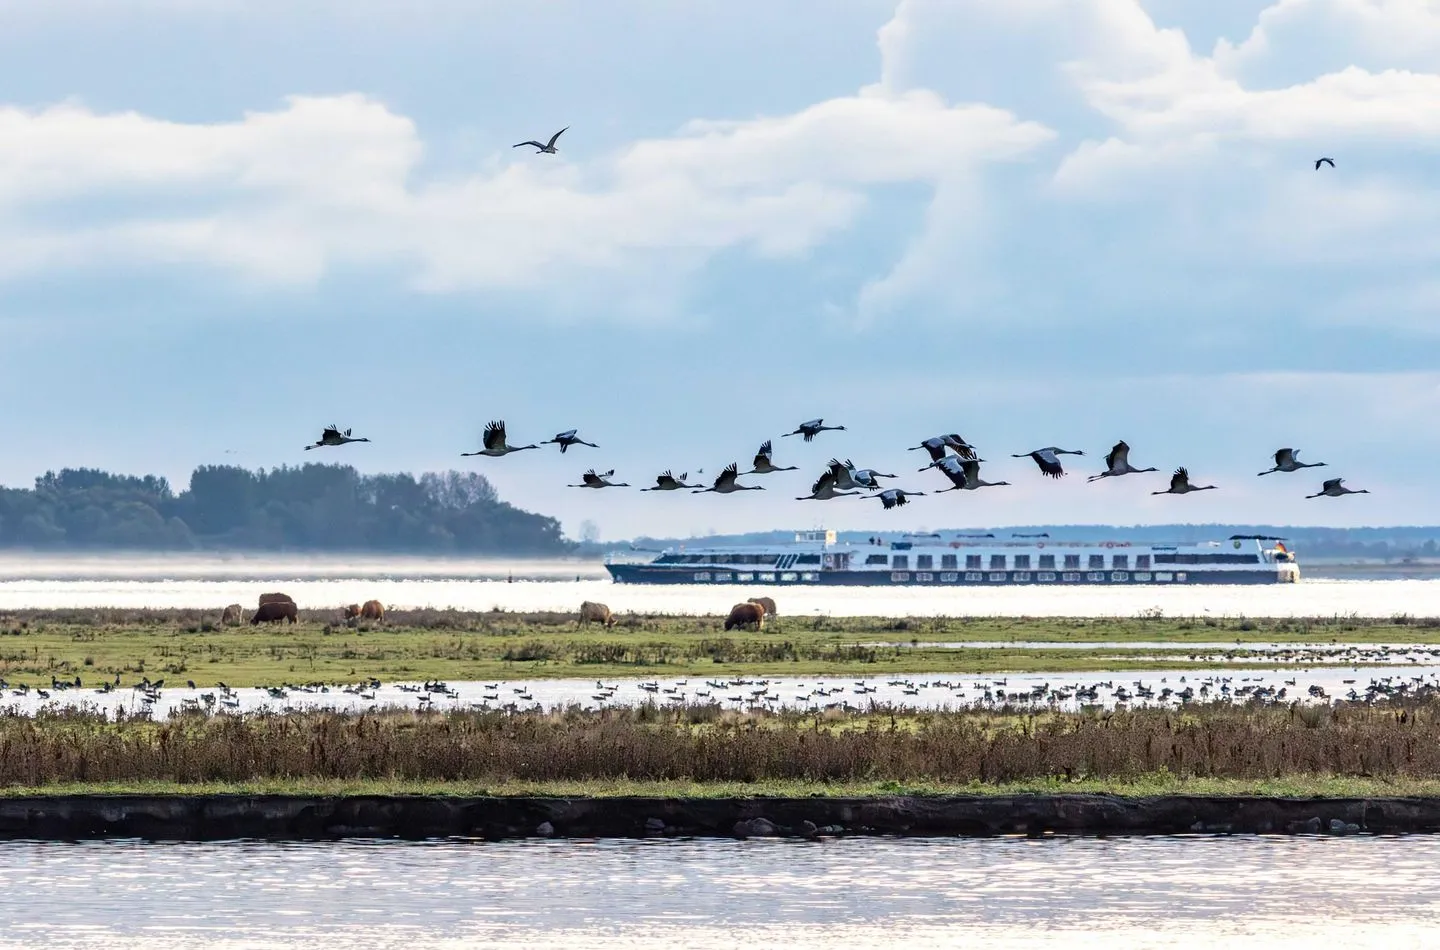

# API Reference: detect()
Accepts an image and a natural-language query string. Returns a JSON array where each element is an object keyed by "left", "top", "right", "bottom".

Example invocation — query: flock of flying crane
[
  {"left": 302, "top": 418, "right": 1371, "bottom": 511},
  {"left": 298, "top": 135, "right": 1368, "bottom": 511}
]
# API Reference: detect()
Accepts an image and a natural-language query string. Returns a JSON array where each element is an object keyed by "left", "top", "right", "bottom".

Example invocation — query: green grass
[
  {"left": 6, "top": 775, "right": 1440, "bottom": 799},
  {"left": 0, "top": 607, "right": 1434, "bottom": 688}
]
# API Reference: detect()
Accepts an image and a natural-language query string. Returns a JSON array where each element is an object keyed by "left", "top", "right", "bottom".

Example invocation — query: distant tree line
[{"left": 0, "top": 465, "right": 573, "bottom": 554}]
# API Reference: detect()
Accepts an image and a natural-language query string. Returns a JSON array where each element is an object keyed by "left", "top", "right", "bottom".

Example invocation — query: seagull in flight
[{"left": 514, "top": 127, "right": 568, "bottom": 154}]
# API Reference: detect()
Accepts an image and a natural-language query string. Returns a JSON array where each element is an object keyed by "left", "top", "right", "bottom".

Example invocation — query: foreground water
[
  {"left": 0, "top": 837, "right": 1435, "bottom": 949},
  {"left": 2, "top": 572, "right": 1440, "bottom": 617}
]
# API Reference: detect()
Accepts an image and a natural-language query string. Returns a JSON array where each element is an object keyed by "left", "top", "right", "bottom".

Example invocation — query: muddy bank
[{"left": 3, "top": 794, "right": 1440, "bottom": 840}]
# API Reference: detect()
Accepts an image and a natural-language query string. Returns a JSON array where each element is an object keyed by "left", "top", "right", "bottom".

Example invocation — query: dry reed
[{"left": 2, "top": 698, "right": 1439, "bottom": 787}]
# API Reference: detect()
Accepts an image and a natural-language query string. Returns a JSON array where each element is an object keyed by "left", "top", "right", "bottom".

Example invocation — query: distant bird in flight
[
  {"left": 568, "top": 469, "right": 628, "bottom": 489},
  {"left": 641, "top": 470, "right": 701, "bottom": 492},
  {"left": 1306, "top": 477, "right": 1369, "bottom": 499},
  {"left": 910, "top": 434, "right": 978, "bottom": 467},
  {"left": 828, "top": 459, "right": 895, "bottom": 492},
  {"left": 931, "top": 456, "right": 970, "bottom": 493},
  {"left": 1088, "top": 441, "right": 1158, "bottom": 482},
  {"left": 746, "top": 441, "right": 798, "bottom": 475},
  {"left": 693, "top": 463, "right": 764, "bottom": 494},
  {"left": 514, "top": 127, "right": 568, "bottom": 154},
  {"left": 796, "top": 469, "right": 859, "bottom": 501},
  {"left": 958, "top": 458, "right": 1009, "bottom": 490},
  {"left": 1315, "top": 157, "right": 1335, "bottom": 170},
  {"left": 871, "top": 488, "right": 924, "bottom": 510},
  {"left": 540, "top": 429, "right": 598, "bottom": 453},
  {"left": 1013, "top": 447, "right": 1084, "bottom": 479},
  {"left": 1152, "top": 467, "right": 1217, "bottom": 496},
  {"left": 1258, "top": 448, "right": 1325, "bottom": 476},
  {"left": 462, "top": 420, "right": 538, "bottom": 458},
  {"left": 305, "top": 425, "right": 370, "bottom": 450},
  {"left": 782, "top": 418, "right": 846, "bottom": 442}
]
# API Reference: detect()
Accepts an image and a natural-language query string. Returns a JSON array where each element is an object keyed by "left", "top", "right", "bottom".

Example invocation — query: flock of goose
[
  {"left": 7, "top": 663, "right": 1439, "bottom": 720},
  {"left": 304, "top": 419, "right": 1372, "bottom": 511}
]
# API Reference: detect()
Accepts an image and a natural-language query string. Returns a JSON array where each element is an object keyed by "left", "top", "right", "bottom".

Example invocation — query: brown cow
[
  {"left": 221, "top": 604, "right": 244, "bottom": 626},
  {"left": 342, "top": 604, "right": 362, "bottom": 621},
  {"left": 360, "top": 600, "right": 384, "bottom": 622},
  {"left": 578, "top": 601, "right": 615, "bottom": 627},
  {"left": 251, "top": 601, "right": 298, "bottom": 625},
  {"left": 746, "top": 596, "right": 777, "bottom": 619},
  {"left": 724, "top": 601, "right": 765, "bottom": 631},
  {"left": 258, "top": 592, "right": 295, "bottom": 608}
]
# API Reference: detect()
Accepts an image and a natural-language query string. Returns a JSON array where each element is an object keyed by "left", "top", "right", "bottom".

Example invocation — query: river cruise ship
[{"left": 604, "top": 530, "right": 1299, "bottom": 586}]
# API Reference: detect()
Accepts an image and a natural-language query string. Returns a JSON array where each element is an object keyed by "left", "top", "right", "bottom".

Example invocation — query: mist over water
[{"left": 0, "top": 555, "right": 1434, "bottom": 616}]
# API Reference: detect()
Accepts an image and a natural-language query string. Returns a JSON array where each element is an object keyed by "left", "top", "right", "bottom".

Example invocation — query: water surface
[{"left": 0, "top": 836, "right": 1434, "bottom": 949}]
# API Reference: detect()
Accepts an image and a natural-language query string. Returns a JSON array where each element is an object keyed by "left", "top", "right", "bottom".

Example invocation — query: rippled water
[
  {"left": 0, "top": 573, "right": 1439, "bottom": 617},
  {"left": 0, "top": 837, "right": 1435, "bottom": 949}
]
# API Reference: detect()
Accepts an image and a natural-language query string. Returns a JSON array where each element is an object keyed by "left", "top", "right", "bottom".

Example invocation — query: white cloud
[
  {"left": 0, "top": 66, "right": 1051, "bottom": 317},
  {"left": 6, "top": 0, "right": 1440, "bottom": 334},
  {"left": 1214, "top": 0, "right": 1440, "bottom": 80}
]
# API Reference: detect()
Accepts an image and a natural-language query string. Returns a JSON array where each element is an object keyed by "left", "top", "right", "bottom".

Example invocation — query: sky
[{"left": 0, "top": 0, "right": 1438, "bottom": 541}]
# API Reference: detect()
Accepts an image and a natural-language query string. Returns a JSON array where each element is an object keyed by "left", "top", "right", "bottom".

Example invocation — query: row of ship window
[
  {"left": 869, "top": 553, "right": 1258, "bottom": 570},
  {"left": 685, "top": 571, "right": 1189, "bottom": 583},
  {"left": 871, "top": 553, "right": 1148, "bottom": 570}
]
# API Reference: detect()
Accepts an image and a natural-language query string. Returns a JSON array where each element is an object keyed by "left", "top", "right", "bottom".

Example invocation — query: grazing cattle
[
  {"left": 579, "top": 601, "right": 615, "bottom": 627},
  {"left": 251, "top": 601, "right": 298, "bottom": 625},
  {"left": 258, "top": 592, "right": 295, "bottom": 608},
  {"left": 746, "top": 596, "right": 777, "bottom": 619},
  {"left": 343, "top": 604, "right": 362, "bottom": 621},
  {"left": 361, "top": 600, "right": 385, "bottom": 622},
  {"left": 221, "top": 604, "right": 244, "bottom": 626},
  {"left": 724, "top": 602, "right": 765, "bottom": 631}
]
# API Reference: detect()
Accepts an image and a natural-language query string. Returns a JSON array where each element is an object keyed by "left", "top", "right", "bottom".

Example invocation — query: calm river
[{"left": 0, "top": 836, "right": 1435, "bottom": 949}]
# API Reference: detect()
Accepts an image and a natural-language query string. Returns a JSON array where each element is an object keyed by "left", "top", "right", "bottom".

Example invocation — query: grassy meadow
[{"left": 0, "top": 607, "right": 1435, "bottom": 688}]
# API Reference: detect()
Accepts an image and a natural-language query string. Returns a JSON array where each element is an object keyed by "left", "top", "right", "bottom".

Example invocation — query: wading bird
[
  {"left": 781, "top": 418, "right": 846, "bottom": 442},
  {"left": 514, "top": 127, "right": 568, "bottom": 154},
  {"left": 305, "top": 425, "right": 370, "bottom": 450},
  {"left": 871, "top": 488, "right": 925, "bottom": 509},
  {"left": 568, "top": 469, "right": 628, "bottom": 489},
  {"left": 1088, "top": 441, "right": 1158, "bottom": 482},
  {"left": 746, "top": 440, "right": 798, "bottom": 475},
  {"left": 1013, "top": 447, "right": 1085, "bottom": 479},
  {"left": 796, "top": 469, "right": 859, "bottom": 501},
  {"left": 641, "top": 470, "right": 701, "bottom": 491},
  {"left": 1306, "top": 477, "right": 1369, "bottom": 499},
  {"left": 693, "top": 463, "right": 764, "bottom": 494},
  {"left": 1152, "top": 467, "right": 1218, "bottom": 495},
  {"left": 540, "top": 429, "right": 598, "bottom": 453},
  {"left": 462, "top": 420, "right": 538, "bottom": 458},
  {"left": 1258, "top": 448, "right": 1326, "bottom": 476}
]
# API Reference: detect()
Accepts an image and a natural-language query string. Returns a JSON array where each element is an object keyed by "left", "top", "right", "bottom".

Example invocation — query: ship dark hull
[{"left": 604, "top": 565, "right": 1293, "bottom": 586}]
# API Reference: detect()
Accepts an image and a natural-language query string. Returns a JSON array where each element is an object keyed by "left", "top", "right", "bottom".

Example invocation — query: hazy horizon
[{"left": 0, "top": 1, "right": 1435, "bottom": 541}]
